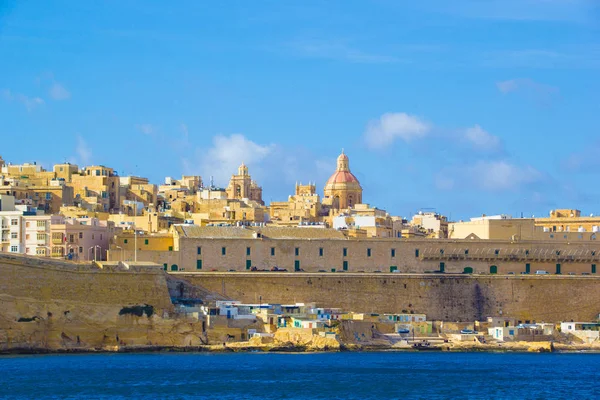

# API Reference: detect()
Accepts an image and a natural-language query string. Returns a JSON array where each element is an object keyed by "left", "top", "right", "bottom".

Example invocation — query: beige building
[
  {"left": 106, "top": 225, "right": 600, "bottom": 275},
  {"left": 269, "top": 183, "right": 323, "bottom": 226},
  {"left": 226, "top": 164, "right": 263, "bottom": 205},
  {"left": 70, "top": 166, "right": 121, "bottom": 212},
  {"left": 535, "top": 209, "right": 600, "bottom": 234},
  {"left": 119, "top": 176, "right": 158, "bottom": 212},
  {"left": 0, "top": 177, "right": 74, "bottom": 214},
  {"left": 449, "top": 215, "right": 537, "bottom": 240},
  {"left": 323, "top": 151, "right": 362, "bottom": 211},
  {"left": 410, "top": 212, "right": 449, "bottom": 238}
]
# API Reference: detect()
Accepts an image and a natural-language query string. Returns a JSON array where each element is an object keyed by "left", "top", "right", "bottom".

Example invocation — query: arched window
[{"left": 490, "top": 265, "right": 498, "bottom": 274}]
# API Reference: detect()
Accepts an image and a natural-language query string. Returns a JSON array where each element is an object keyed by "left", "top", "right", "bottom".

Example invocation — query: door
[
  {"left": 489, "top": 265, "right": 498, "bottom": 274},
  {"left": 246, "top": 259, "right": 252, "bottom": 270},
  {"left": 295, "top": 260, "right": 300, "bottom": 271}
]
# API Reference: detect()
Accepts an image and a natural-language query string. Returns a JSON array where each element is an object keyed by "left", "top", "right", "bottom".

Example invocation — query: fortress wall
[
  {"left": 0, "top": 254, "right": 185, "bottom": 351},
  {"left": 177, "top": 272, "right": 600, "bottom": 323},
  {"left": 0, "top": 254, "right": 173, "bottom": 310}
]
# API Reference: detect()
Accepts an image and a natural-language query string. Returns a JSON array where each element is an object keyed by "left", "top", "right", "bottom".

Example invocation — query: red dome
[{"left": 326, "top": 171, "right": 359, "bottom": 185}]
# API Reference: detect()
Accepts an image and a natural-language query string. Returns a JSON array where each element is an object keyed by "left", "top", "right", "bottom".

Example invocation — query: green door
[
  {"left": 343, "top": 261, "right": 348, "bottom": 271},
  {"left": 463, "top": 267, "right": 473, "bottom": 274},
  {"left": 246, "top": 259, "right": 252, "bottom": 270},
  {"left": 556, "top": 263, "right": 561, "bottom": 274},
  {"left": 490, "top": 265, "right": 498, "bottom": 274},
  {"left": 171, "top": 264, "right": 178, "bottom": 271},
  {"left": 196, "top": 260, "right": 202, "bottom": 270},
  {"left": 390, "top": 266, "right": 397, "bottom": 273},
  {"left": 295, "top": 260, "right": 300, "bottom": 271},
  {"left": 592, "top": 264, "right": 597, "bottom": 274},
  {"left": 439, "top": 262, "right": 445, "bottom": 273},
  {"left": 525, "top": 263, "right": 531, "bottom": 274}
]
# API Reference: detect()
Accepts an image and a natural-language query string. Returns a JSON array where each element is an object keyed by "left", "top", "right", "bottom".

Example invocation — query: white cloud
[
  {"left": 437, "top": 160, "right": 542, "bottom": 191},
  {"left": 464, "top": 125, "right": 501, "bottom": 151},
  {"left": 2, "top": 89, "right": 44, "bottom": 111},
  {"left": 75, "top": 135, "right": 92, "bottom": 165},
  {"left": 497, "top": 78, "right": 558, "bottom": 95},
  {"left": 136, "top": 123, "right": 155, "bottom": 135},
  {"left": 200, "top": 134, "right": 275, "bottom": 185},
  {"left": 364, "top": 112, "right": 431, "bottom": 149},
  {"left": 49, "top": 82, "right": 70, "bottom": 100},
  {"left": 497, "top": 78, "right": 560, "bottom": 106},
  {"left": 290, "top": 40, "right": 399, "bottom": 64}
]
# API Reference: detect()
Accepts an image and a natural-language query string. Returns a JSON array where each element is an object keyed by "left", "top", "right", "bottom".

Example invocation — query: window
[
  {"left": 295, "top": 247, "right": 299, "bottom": 256},
  {"left": 246, "top": 247, "right": 251, "bottom": 256},
  {"left": 343, "top": 248, "right": 347, "bottom": 257},
  {"left": 163, "top": 263, "right": 168, "bottom": 271},
  {"left": 391, "top": 249, "right": 396, "bottom": 258},
  {"left": 45, "top": 192, "right": 52, "bottom": 200},
  {"left": 11, "top": 219, "right": 18, "bottom": 226},
  {"left": 92, "top": 234, "right": 95, "bottom": 240},
  {"left": 79, "top": 247, "right": 83, "bottom": 253},
  {"left": 26, "top": 222, "right": 30, "bottom": 228},
  {"left": 494, "top": 249, "right": 499, "bottom": 255},
  {"left": 222, "top": 247, "right": 226, "bottom": 256},
  {"left": 69, "top": 234, "right": 75, "bottom": 243},
  {"left": 36, "top": 248, "right": 46, "bottom": 256},
  {"left": 168, "top": 246, "right": 173, "bottom": 252},
  {"left": 465, "top": 249, "right": 469, "bottom": 255},
  {"left": 319, "top": 247, "right": 323, "bottom": 257},
  {"left": 144, "top": 239, "right": 149, "bottom": 245},
  {"left": 37, "top": 220, "right": 45, "bottom": 228},
  {"left": 124, "top": 239, "right": 128, "bottom": 244},
  {"left": 367, "top": 248, "right": 371, "bottom": 257},
  {"left": 271, "top": 247, "right": 275, "bottom": 256},
  {"left": 37, "top": 233, "right": 45, "bottom": 241},
  {"left": 10, "top": 245, "right": 17, "bottom": 252},
  {"left": 79, "top": 232, "right": 83, "bottom": 239},
  {"left": 415, "top": 249, "right": 419, "bottom": 257},
  {"left": 10, "top": 232, "right": 17, "bottom": 239},
  {"left": 197, "top": 246, "right": 202, "bottom": 255}
]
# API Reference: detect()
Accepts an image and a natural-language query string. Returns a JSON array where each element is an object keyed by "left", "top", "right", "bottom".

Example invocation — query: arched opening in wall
[
  {"left": 171, "top": 264, "right": 179, "bottom": 271},
  {"left": 235, "top": 185, "right": 241, "bottom": 197},
  {"left": 347, "top": 194, "right": 354, "bottom": 208},
  {"left": 463, "top": 266, "right": 473, "bottom": 274},
  {"left": 489, "top": 265, "right": 498, "bottom": 274}
]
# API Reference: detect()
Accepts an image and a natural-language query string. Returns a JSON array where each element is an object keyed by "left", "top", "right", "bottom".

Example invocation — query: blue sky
[{"left": 1, "top": 0, "right": 599, "bottom": 220}]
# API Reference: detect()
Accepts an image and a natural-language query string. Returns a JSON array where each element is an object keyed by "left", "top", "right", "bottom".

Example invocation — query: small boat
[{"left": 397, "top": 328, "right": 410, "bottom": 334}]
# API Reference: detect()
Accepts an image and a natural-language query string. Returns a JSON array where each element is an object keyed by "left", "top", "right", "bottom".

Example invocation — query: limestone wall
[
  {"left": 176, "top": 272, "right": 600, "bottom": 323},
  {"left": 0, "top": 253, "right": 208, "bottom": 351}
]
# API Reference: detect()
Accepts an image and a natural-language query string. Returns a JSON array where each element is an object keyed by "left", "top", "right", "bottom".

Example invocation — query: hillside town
[{"left": 1, "top": 151, "right": 600, "bottom": 277}]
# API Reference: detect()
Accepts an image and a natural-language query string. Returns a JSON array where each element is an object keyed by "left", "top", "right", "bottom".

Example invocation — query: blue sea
[{"left": 0, "top": 352, "right": 598, "bottom": 399}]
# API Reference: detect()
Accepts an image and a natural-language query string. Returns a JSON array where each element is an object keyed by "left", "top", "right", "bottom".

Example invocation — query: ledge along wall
[{"left": 176, "top": 272, "right": 600, "bottom": 323}]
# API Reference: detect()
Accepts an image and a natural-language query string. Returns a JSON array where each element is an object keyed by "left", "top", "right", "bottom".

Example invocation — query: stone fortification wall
[
  {"left": 0, "top": 254, "right": 209, "bottom": 351},
  {"left": 177, "top": 272, "right": 600, "bottom": 323}
]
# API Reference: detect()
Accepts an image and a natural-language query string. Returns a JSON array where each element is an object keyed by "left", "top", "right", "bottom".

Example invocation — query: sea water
[{"left": 0, "top": 352, "right": 598, "bottom": 399}]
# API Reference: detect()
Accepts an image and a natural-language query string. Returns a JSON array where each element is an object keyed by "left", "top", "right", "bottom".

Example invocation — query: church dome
[{"left": 324, "top": 150, "right": 361, "bottom": 189}]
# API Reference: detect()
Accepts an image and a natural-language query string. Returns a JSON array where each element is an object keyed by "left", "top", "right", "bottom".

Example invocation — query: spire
[{"left": 337, "top": 150, "right": 349, "bottom": 172}]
